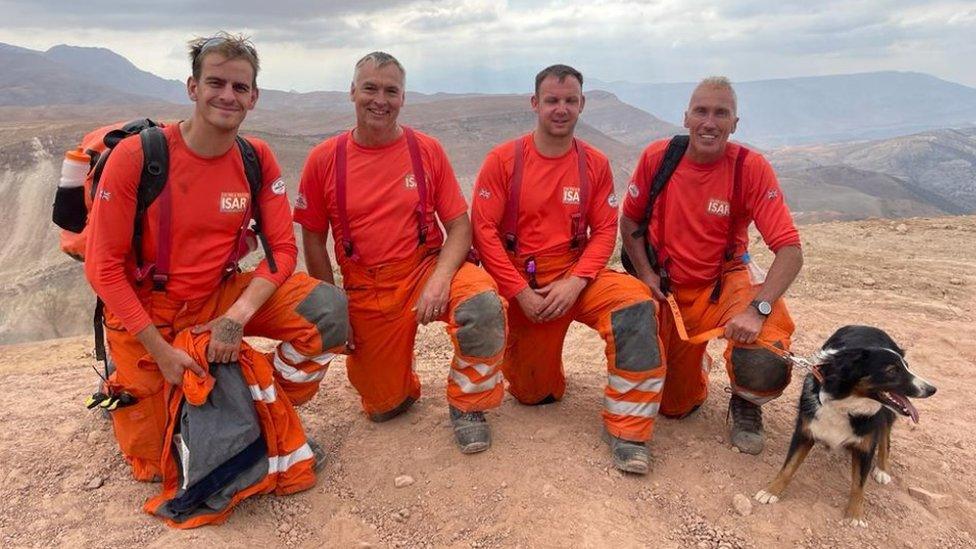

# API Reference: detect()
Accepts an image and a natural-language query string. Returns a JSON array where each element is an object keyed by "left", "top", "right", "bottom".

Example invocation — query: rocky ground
[{"left": 1, "top": 216, "right": 974, "bottom": 548}]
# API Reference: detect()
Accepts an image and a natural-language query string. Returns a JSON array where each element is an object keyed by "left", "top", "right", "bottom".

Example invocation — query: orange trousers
[
  {"left": 104, "top": 271, "right": 348, "bottom": 481},
  {"left": 340, "top": 248, "right": 508, "bottom": 417},
  {"left": 658, "top": 267, "right": 795, "bottom": 418},
  {"left": 502, "top": 252, "right": 665, "bottom": 442}
]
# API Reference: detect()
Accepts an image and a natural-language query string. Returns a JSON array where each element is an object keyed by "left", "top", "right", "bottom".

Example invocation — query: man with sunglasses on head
[{"left": 86, "top": 32, "right": 348, "bottom": 482}]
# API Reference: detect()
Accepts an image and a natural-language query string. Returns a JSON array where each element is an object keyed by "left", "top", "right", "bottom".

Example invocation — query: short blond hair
[{"left": 693, "top": 76, "right": 737, "bottom": 113}]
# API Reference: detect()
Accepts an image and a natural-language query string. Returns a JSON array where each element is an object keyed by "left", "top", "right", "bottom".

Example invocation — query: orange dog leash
[{"left": 663, "top": 294, "right": 823, "bottom": 381}]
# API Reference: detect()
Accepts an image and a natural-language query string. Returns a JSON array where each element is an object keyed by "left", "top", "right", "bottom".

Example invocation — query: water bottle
[
  {"left": 59, "top": 148, "right": 89, "bottom": 188},
  {"left": 53, "top": 148, "right": 91, "bottom": 233},
  {"left": 742, "top": 251, "right": 767, "bottom": 285}
]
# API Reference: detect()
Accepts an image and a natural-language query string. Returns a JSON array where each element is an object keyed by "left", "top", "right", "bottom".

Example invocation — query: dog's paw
[
  {"left": 842, "top": 517, "right": 868, "bottom": 528},
  {"left": 754, "top": 489, "right": 779, "bottom": 504},
  {"left": 871, "top": 467, "right": 892, "bottom": 485}
]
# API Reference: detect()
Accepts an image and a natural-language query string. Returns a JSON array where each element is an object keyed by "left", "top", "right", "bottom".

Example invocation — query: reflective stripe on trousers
[
  {"left": 268, "top": 443, "right": 314, "bottom": 474},
  {"left": 273, "top": 342, "right": 333, "bottom": 383},
  {"left": 604, "top": 398, "right": 661, "bottom": 418},
  {"left": 607, "top": 374, "right": 664, "bottom": 394}
]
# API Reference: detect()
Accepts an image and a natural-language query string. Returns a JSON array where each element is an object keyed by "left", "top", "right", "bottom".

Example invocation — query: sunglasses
[{"left": 194, "top": 35, "right": 256, "bottom": 61}]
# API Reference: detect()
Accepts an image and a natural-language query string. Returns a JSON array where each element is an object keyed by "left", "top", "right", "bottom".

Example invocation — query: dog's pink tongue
[{"left": 891, "top": 393, "right": 919, "bottom": 423}]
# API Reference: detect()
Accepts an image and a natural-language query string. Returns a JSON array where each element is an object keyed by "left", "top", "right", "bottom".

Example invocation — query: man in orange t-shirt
[
  {"left": 472, "top": 65, "right": 664, "bottom": 474},
  {"left": 295, "top": 52, "right": 507, "bottom": 454},
  {"left": 86, "top": 35, "right": 348, "bottom": 482},
  {"left": 621, "top": 77, "right": 803, "bottom": 455}
]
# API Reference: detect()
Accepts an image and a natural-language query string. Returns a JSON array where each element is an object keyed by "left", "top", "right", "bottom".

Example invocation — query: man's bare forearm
[
  {"left": 433, "top": 214, "right": 472, "bottom": 280},
  {"left": 302, "top": 227, "right": 336, "bottom": 284},
  {"left": 224, "top": 277, "right": 277, "bottom": 325},
  {"left": 135, "top": 323, "right": 172, "bottom": 359},
  {"left": 619, "top": 215, "right": 656, "bottom": 280},
  {"left": 754, "top": 245, "right": 803, "bottom": 303}
]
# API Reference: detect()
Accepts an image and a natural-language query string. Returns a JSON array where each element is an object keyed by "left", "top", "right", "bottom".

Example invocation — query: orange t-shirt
[
  {"left": 85, "top": 124, "right": 296, "bottom": 334},
  {"left": 622, "top": 140, "right": 800, "bottom": 287},
  {"left": 471, "top": 135, "right": 620, "bottom": 299},
  {"left": 294, "top": 128, "right": 468, "bottom": 267}
]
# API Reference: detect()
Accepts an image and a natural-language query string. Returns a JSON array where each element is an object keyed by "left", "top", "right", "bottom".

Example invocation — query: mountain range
[
  {"left": 590, "top": 72, "right": 976, "bottom": 147},
  {"left": 5, "top": 42, "right": 976, "bottom": 148},
  {"left": 1, "top": 41, "right": 975, "bottom": 344}
]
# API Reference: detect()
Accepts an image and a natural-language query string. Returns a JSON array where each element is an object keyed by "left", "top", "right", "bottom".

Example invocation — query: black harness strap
[
  {"left": 134, "top": 126, "right": 169, "bottom": 276},
  {"left": 235, "top": 136, "right": 276, "bottom": 274},
  {"left": 621, "top": 135, "right": 688, "bottom": 288}
]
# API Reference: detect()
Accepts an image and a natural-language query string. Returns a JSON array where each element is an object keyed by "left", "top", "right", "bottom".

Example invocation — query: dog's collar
[{"left": 811, "top": 363, "right": 825, "bottom": 384}]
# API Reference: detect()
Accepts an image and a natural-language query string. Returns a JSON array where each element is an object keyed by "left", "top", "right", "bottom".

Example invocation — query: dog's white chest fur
[{"left": 808, "top": 392, "right": 882, "bottom": 450}]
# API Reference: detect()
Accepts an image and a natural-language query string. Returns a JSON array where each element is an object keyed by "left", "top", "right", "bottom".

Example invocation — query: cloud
[{"left": 0, "top": 0, "right": 973, "bottom": 91}]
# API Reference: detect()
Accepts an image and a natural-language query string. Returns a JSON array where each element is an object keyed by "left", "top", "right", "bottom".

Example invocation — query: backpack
[
  {"left": 52, "top": 118, "right": 274, "bottom": 276},
  {"left": 621, "top": 135, "right": 748, "bottom": 301},
  {"left": 51, "top": 118, "right": 276, "bottom": 399}
]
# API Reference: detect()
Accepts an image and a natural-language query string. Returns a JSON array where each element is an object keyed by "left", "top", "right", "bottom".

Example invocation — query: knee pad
[
  {"left": 730, "top": 345, "right": 790, "bottom": 394},
  {"left": 454, "top": 291, "right": 506, "bottom": 358},
  {"left": 610, "top": 300, "right": 660, "bottom": 372},
  {"left": 296, "top": 283, "right": 349, "bottom": 350}
]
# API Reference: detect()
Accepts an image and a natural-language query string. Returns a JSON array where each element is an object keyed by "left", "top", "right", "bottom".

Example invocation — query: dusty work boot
[
  {"left": 449, "top": 405, "right": 491, "bottom": 454},
  {"left": 369, "top": 396, "right": 416, "bottom": 423},
  {"left": 307, "top": 437, "right": 327, "bottom": 472},
  {"left": 602, "top": 429, "right": 650, "bottom": 475},
  {"left": 728, "top": 393, "right": 765, "bottom": 455}
]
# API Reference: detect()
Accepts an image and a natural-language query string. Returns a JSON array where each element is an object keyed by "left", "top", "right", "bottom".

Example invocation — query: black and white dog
[{"left": 754, "top": 325, "right": 937, "bottom": 526}]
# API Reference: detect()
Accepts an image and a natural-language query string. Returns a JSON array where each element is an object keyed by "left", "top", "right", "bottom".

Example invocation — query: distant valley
[{"left": 1, "top": 42, "right": 975, "bottom": 344}]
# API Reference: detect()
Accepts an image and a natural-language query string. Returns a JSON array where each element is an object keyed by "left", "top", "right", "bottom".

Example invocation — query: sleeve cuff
[{"left": 501, "top": 280, "right": 529, "bottom": 300}]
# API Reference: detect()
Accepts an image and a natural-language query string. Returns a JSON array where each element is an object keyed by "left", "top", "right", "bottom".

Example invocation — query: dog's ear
[{"left": 823, "top": 348, "right": 870, "bottom": 373}]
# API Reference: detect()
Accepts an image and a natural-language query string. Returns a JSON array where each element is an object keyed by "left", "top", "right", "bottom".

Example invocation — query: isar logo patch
[
  {"left": 706, "top": 198, "right": 730, "bottom": 217},
  {"left": 563, "top": 187, "right": 580, "bottom": 204},
  {"left": 220, "top": 192, "right": 250, "bottom": 213},
  {"left": 404, "top": 173, "right": 417, "bottom": 189}
]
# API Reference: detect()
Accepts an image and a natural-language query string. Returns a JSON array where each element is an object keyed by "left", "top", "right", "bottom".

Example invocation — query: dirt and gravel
[{"left": 1, "top": 216, "right": 974, "bottom": 548}]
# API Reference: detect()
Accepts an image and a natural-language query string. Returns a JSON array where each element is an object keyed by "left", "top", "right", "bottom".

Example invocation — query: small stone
[
  {"left": 908, "top": 486, "right": 951, "bottom": 509},
  {"left": 861, "top": 277, "right": 876, "bottom": 287},
  {"left": 394, "top": 475, "right": 415, "bottom": 488},
  {"left": 949, "top": 278, "right": 963, "bottom": 286},
  {"left": 895, "top": 223, "right": 908, "bottom": 234},
  {"left": 398, "top": 508, "right": 410, "bottom": 519},
  {"left": 732, "top": 493, "right": 753, "bottom": 516},
  {"left": 84, "top": 476, "right": 104, "bottom": 490},
  {"left": 278, "top": 522, "right": 292, "bottom": 533},
  {"left": 731, "top": 446, "right": 740, "bottom": 453},
  {"left": 501, "top": 481, "right": 508, "bottom": 488}
]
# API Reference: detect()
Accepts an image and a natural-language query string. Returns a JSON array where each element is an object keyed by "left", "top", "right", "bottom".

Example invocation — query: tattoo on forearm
[{"left": 214, "top": 318, "right": 243, "bottom": 344}]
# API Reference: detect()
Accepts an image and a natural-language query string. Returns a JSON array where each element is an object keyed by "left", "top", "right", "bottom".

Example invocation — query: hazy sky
[{"left": 2, "top": 0, "right": 974, "bottom": 93}]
